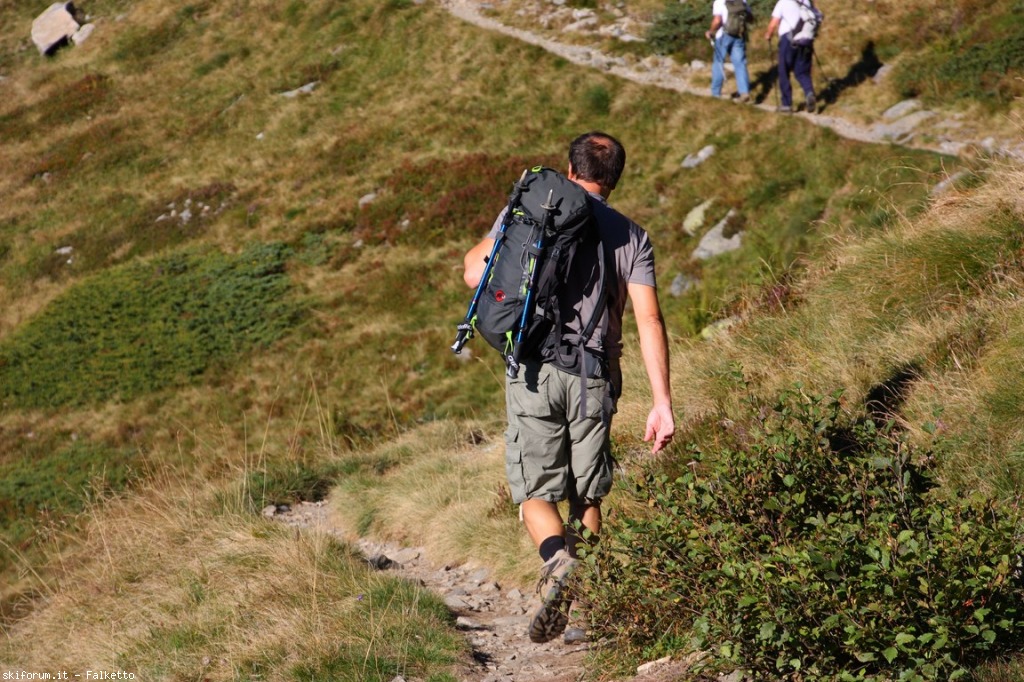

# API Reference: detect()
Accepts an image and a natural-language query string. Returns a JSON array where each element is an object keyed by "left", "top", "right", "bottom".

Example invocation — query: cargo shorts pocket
[
  {"left": 507, "top": 365, "right": 553, "bottom": 418},
  {"left": 583, "top": 376, "right": 611, "bottom": 422},
  {"left": 504, "top": 436, "right": 529, "bottom": 504}
]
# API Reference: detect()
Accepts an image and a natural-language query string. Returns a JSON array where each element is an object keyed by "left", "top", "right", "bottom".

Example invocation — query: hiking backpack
[
  {"left": 722, "top": 0, "right": 749, "bottom": 37},
  {"left": 452, "top": 166, "right": 606, "bottom": 380},
  {"left": 790, "top": 0, "right": 823, "bottom": 46}
]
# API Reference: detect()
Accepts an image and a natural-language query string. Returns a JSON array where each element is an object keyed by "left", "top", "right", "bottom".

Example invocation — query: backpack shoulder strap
[{"left": 579, "top": 232, "right": 608, "bottom": 346}]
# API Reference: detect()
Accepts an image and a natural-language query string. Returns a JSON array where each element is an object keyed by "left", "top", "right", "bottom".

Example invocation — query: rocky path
[
  {"left": 274, "top": 501, "right": 596, "bottom": 681},
  {"left": 438, "top": 0, "right": 1023, "bottom": 163},
  {"left": 273, "top": 501, "right": 702, "bottom": 682}
]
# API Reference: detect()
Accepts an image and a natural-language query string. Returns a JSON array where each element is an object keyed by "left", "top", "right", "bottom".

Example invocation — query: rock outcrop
[{"left": 31, "top": 2, "right": 80, "bottom": 56}]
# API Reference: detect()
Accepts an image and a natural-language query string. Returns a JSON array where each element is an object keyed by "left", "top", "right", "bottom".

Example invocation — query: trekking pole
[
  {"left": 811, "top": 45, "right": 834, "bottom": 86},
  {"left": 451, "top": 176, "right": 527, "bottom": 355},
  {"left": 505, "top": 189, "right": 555, "bottom": 379}
]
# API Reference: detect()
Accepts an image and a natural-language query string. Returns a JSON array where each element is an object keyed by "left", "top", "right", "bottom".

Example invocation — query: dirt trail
[
  {"left": 439, "top": 0, "right": 1023, "bottom": 162},
  {"left": 274, "top": 502, "right": 702, "bottom": 681}
]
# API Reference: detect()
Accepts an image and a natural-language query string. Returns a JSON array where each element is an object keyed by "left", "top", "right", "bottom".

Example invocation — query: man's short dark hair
[{"left": 568, "top": 132, "right": 626, "bottom": 191}]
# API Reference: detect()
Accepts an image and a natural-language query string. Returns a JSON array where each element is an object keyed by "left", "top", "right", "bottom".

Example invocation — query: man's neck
[{"left": 567, "top": 171, "right": 611, "bottom": 199}]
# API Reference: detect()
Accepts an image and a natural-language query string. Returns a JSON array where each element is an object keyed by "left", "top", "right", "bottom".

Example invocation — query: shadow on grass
[
  {"left": 751, "top": 41, "right": 883, "bottom": 112},
  {"left": 818, "top": 41, "right": 884, "bottom": 111}
]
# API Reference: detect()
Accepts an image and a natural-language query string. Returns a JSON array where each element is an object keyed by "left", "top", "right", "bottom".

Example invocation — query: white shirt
[
  {"left": 712, "top": 0, "right": 751, "bottom": 39},
  {"left": 770, "top": 0, "right": 803, "bottom": 37}
]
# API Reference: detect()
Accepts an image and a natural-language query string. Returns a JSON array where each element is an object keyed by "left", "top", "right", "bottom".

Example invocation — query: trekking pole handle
[
  {"left": 505, "top": 354, "right": 520, "bottom": 379},
  {"left": 451, "top": 322, "right": 474, "bottom": 354}
]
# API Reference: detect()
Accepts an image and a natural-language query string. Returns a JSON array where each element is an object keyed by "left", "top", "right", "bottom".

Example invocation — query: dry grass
[
  {"left": 2, "top": 459, "right": 464, "bottom": 680},
  {"left": 328, "top": 420, "right": 537, "bottom": 587}
]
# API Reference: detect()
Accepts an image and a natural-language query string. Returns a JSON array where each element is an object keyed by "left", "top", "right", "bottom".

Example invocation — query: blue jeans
[
  {"left": 711, "top": 33, "right": 750, "bottom": 97},
  {"left": 777, "top": 34, "right": 814, "bottom": 107}
]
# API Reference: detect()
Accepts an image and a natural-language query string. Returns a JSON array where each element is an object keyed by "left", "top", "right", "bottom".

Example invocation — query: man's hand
[{"left": 644, "top": 403, "right": 675, "bottom": 454}]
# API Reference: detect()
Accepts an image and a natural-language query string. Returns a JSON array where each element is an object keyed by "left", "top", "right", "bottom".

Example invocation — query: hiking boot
[
  {"left": 528, "top": 549, "right": 577, "bottom": 643},
  {"left": 735, "top": 93, "right": 751, "bottom": 104},
  {"left": 776, "top": 105, "right": 792, "bottom": 114},
  {"left": 805, "top": 93, "right": 817, "bottom": 113}
]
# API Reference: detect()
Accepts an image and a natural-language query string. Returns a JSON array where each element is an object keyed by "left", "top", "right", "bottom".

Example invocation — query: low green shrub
[
  {"left": 646, "top": 2, "right": 706, "bottom": 57},
  {"left": 0, "top": 439, "right": 138, "bottom": 575},
  {"left": 0, "top": 242, "right": 299, "bottom": 409},
  {"left": 646, "top": 0, "right": 774, "bottom": 61},
  {"left": 584, "top": 387, "right": 1024, "bottom": 681}
]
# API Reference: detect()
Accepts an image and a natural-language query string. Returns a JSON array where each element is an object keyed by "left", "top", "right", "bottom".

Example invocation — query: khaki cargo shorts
[{"left": 504, "top": 360, "right": 615, "bottom": 505}]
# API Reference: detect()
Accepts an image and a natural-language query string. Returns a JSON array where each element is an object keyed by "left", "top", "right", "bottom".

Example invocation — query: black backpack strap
[{"left": 556, "top": 235, "right": 609, "bottom": 421}]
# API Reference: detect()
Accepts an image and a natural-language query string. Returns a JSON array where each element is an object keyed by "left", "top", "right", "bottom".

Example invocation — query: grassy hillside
[{"left": 0, "top": 0, "right": 1019, "bottom": 679}]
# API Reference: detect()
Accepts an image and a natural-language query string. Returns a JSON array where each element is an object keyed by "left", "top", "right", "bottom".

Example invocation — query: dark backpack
[
  {"left": 791, "top": 0, "right": 823, "bottom": 46},
  {"left": 468, "top": 167, "right": 606, "bottom": 379},
  {"left": 723, "top": 0, "right": 749, "bottom": 37}
]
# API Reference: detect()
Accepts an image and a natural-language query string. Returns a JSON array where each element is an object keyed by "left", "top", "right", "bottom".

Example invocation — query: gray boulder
[
  {"left": 692, "top": 209, "right": 741, "bottom": 260},
  {"left": 682, "top": 145, "right": 715, "bottom": 169},
  {"left": 280, "top": 81, "right": 319, "bottom": 98},
  {"left": 32, "top": 2, "right": 80, "bottom": 56},
  {"left": 930, "top": 171, "right": 968, "bottom": 198},
  {"left": 882, "top": 99, "right": 922, "bottom": 121},
  {"left": 71, "top": 22, "right": 95, "bottom": 46},
  {"left": 669, "top": 273, "right": 698, "bottom": 298},
  {"left": 683, "top": 199, "right": 714, "bottom": 235}
]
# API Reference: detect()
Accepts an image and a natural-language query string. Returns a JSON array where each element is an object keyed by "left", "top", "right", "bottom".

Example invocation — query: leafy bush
[
  {"left": 646, "top": 2, "right": 706, "bottom": 57},
  {"left": 584, "top": 387, "right": 1024, "bottom": 681},
  {"left": 646, "top": 0, "right": 774, "bottom": 60},
  {"left": 0, "top": 243, "right": 299, "bottom": 409}
]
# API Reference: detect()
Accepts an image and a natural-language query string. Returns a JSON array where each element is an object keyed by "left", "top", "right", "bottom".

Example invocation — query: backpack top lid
[
  {"left": 513, "top": 167, "right": 592, "bottom": 236},
  {"left": 790, "top": 0, "right": 823, "bottom": 45},
  {"left": 723, "top": 0, "right": 748, "bottom": 37}
]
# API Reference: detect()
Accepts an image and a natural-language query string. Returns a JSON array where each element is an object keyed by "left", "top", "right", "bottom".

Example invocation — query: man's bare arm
[
  {"left": 627, "top": 282, "right": 675, "bottom": 453},
  {"left": 463, "top": 238, "right": 495, "bottom": 288},
  {"left": 705, "top": 14, "right": 722, "bottom": 40}
]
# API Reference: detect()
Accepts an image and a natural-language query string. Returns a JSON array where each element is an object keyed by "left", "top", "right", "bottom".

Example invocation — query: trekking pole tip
[{"left": 541, "top": 189, "right": 555, "bottom": 211}]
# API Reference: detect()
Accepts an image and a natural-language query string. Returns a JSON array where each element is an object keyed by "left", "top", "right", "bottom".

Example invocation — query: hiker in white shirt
[{"left": 764, "top": 0, "right": 816, "bottom": 113}]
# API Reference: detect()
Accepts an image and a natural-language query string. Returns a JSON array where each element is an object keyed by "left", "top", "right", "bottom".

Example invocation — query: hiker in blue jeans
[
  {"left": 765, "top": 0, "right": 816, "bottom": 113},
  {"left": 706, "top": 0, "right": 752, "bottom": 102}
]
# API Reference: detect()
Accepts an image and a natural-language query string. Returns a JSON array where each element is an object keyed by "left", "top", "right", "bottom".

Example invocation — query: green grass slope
[{"left": 0, "top": 0, "right": 1017, "bottom": 678}]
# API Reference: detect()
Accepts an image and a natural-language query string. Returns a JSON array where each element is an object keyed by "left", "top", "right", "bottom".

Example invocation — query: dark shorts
[{"left": 504, "top": 360, "right": 615, "bottom": 504}]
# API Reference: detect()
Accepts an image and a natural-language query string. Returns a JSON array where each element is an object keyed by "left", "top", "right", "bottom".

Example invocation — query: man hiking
[
  {"left": 706, "top": 0, "right": 753, "bottom": 103},
  {"left": 765, "top": 0, "right": 818, "bottom": 113},
  {"left": 462, "top": 131, "right": 675, "bottom": 643}
]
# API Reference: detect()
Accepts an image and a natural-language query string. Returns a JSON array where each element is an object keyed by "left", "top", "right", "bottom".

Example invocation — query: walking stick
[
  {"left": 451, "top": 172, "right": 528, "bottom": 355},
  {"left": 505, "top": 189, "right": 555, "bottom": 379},
  {"left": 811, "top": 45, "right": 834, "bottom": 88}
]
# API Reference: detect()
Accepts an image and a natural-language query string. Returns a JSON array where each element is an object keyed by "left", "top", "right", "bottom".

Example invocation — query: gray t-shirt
[{"left": 486, "top": 193, "right": 657, "bottom": 368}]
